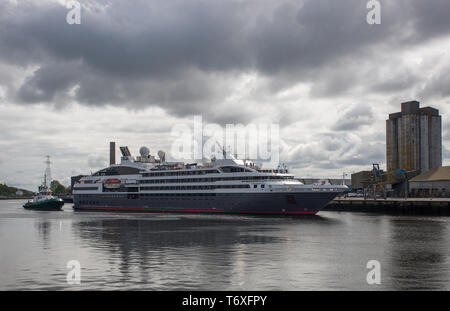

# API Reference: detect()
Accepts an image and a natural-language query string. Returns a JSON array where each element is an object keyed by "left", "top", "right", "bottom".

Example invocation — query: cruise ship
[{"left": 72, "top": 143, "right": 347, "bottom": 215}]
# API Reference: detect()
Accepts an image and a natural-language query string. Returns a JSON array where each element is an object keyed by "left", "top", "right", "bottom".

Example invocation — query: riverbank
[
  {"left": 0, "top": 196, "right": 32, "bottom": 200},
  {"left": 325, "top": 197, "right": 450, "bottom": 216}
]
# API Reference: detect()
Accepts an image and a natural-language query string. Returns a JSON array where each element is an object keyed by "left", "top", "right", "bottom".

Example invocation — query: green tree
[
  {"left": 50, "top": 180, "right": 69, "bottom": 194},
  {"left": 0, "top": 183, "right": 33, "bottom": 197}
]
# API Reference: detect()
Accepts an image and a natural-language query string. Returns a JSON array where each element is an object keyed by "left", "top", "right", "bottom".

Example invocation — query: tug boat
[{"left": 23, "top": 174, "right": 64, "bottom": 211}]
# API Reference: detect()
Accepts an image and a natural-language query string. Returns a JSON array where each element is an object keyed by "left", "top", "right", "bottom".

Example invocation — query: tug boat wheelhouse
[{"left": 73, "top": 145, "right": 347, "bottom": 215}]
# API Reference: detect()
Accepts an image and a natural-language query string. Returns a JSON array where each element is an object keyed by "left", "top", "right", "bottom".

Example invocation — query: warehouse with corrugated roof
[{"left": 409, "top": 166, "right": 450, "bottom": 197}]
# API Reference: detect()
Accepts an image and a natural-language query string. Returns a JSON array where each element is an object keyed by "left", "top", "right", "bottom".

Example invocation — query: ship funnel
[{"left": 110, "top": 142, "right": 116, "bottom": 165}]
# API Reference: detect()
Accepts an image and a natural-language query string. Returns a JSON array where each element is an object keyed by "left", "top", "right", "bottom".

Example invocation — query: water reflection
[
  {"left": 386, "top": 218, "right": 450, "bottom": 290},
  {"left": 70, "top": 215, "right": 335, "bottom": 289},
  {"left": 75, "top": 217, "right": 285, "bottom": 248},
  {"left": 35, "top": 219, "right": 51, "bottom": 249}
]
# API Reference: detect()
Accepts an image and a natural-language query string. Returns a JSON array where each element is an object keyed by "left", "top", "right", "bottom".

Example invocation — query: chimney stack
[{"left": 110, "top": 142, "right": 116, "bottom": 165}]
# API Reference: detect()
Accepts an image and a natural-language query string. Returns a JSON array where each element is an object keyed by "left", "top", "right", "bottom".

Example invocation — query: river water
[{"left": 0, "top": 200, "right": 449, "bottom": 290}]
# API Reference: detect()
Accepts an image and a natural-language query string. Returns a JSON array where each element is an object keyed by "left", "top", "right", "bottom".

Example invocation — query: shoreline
[{"left": 0, "top": 197, "right": 33, "bottom": 200}]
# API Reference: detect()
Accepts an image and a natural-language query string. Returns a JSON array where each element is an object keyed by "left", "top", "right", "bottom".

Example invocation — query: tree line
[{"left": 50, "top": 180, "right": 71, "bottom": 195}]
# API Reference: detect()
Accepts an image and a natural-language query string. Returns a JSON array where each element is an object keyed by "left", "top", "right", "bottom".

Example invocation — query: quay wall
[{"left": 325, "top": 197, "right": 450, "bottom": 216}]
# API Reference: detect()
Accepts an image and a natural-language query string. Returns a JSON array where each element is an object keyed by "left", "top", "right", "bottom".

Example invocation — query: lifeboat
[
  {"left": 104, "top": 179, "right": 121, "bottom": 189},
  {"left": 104, "top": 179, "right": 121, "bottom": 184}
]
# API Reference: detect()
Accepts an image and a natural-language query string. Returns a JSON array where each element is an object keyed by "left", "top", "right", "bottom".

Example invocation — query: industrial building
[
  {"left": 350, "top": 164, "right": 388, "bottom": 197},
  {"left": 386, "top": 101, "right": 442, "bottom": 174},
  {"left": 384, "top": 100, "right": 444, "bottom": 197},
  {"left": 350, "top": 100, "right": 444, "bottom": 198},
  {"left": 351, "top": 171, "right": 374, "bottom": 191},
  {"left": 409, "top": 166, "right": 450, "bottom": 198}
]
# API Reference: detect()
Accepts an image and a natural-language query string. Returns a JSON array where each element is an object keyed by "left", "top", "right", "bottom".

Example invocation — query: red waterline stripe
[{"left": 73, "top": 206, "right": 317, "bottom": 215}]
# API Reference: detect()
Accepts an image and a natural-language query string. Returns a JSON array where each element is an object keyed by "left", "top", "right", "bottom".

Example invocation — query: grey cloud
[
  {"left": 444, "top": 146, "right": 450, "bottom": 159},
  {"left": 316, "top": 143, "right": 384, "bottom": 170},
  {"left": 337, "top": 141, "right": 385, "bottom": 166},
  {"left": 369, "top": 70, "right": 422, "bottom": 95},
  {"left": 1, "top": 0, "right": 449, "bottom": 123},
  {"left": 404, "top": 0, "right": 450, "bottom": 42},
  {"left": 313, "top": 161, "right": 340, "bottom": 170},
  {"left": 443, "top": 120, "right": 450, "bottom": 137},
  {"left": 332, "top": 105, "right": 374, "bottom": 132},
  {"left": 419, "top": 63, "right": 450, "bottom": 100},
  {"left": 17, "top": 61, "right": 82, "bottom": 104},
  {"left": 87, "top": 154, "right": 107, "bottom": 168},
  {"left": 283, "top": 142, "right": 330, "bottom": 170},
  {"left": 321, "top": 138, "right": 341, "bottom": 152},
  {"left": 1, "top": 1, "right": 247, "bottom": 76},
  {"left": 309, "top": 67, "right": 359, "bottom": 98},
  {"left": 284, "top": 130, "right": 386, "bottom": 172}
]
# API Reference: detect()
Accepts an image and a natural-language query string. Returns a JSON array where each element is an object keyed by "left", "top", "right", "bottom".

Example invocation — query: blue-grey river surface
[{"left": 1, "top": 200, "right": 449, "bottom": 290}]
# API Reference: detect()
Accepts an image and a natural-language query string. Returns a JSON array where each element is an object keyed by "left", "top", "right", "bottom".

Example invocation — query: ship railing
[{"left": 256, "top": 169, "right": 289, "bottom": 174}]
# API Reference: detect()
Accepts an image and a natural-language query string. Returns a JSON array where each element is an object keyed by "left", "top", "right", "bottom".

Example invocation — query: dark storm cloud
[
  {"left": 1, "top": 0, "right": 450, "bottom": 123},
  {"left": 402, "top": 0, "right": 450, "bottom": 42},
  {"left": 1, "top": 1, "right": 249, "bottom": 75},
  {"left": 17, "top": 61, "right": 83, "bottom": 104},
  {"left": 368, "top": 68, "right": 422, "bottom": 95},
  {"left": 419, "top": 62, "right": 450, "bottom": 100}
]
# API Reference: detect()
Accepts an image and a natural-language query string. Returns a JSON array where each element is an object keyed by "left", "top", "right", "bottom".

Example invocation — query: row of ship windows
[
  {"left": 77, "top": 193, "right": 220, "bottom": 201},
  {"left": 142, "top": 170, "right": 220, "bottom": 177},
  {"left": 74, "top": 186, "right": 99, "bottom": 190},
  {"left": 140, "top": 185, "right": 252, "bottom": 190},
  {"left": 142, "top": 167, "right": 257, "bottom": 176},
  {"left": 77, "top": 193, "right": 275, "bottom": 202},
  {"left": 78, "top": 201, "right": 100, "bottom": 205},
  {"left": 77, "top": 193, "right": 271, "bottom": 199},
  {"left": 77, "top": 194, "right": 126, "bottom": 198},
  {"left": 140, "top": 193, "right": 217, "bottom": 197},
  {"left": 140, "top": 176, "right": 292, "bottom": 183},
  {"left": 75, "top": 184, "right": 266, "bottom": 192},
  {"left": 77, "top": 176, "right": 294, "bottom": 186}
]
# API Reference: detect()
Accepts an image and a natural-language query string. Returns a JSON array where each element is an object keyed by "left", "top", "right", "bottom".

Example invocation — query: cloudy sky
[{"left": 1, "top": 0, "right": 449, "bottom": 190}]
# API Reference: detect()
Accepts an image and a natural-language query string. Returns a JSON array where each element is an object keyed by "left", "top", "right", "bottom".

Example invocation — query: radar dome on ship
[{"left": 139, "top": 146, "right": 150, "bottom": 157}]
